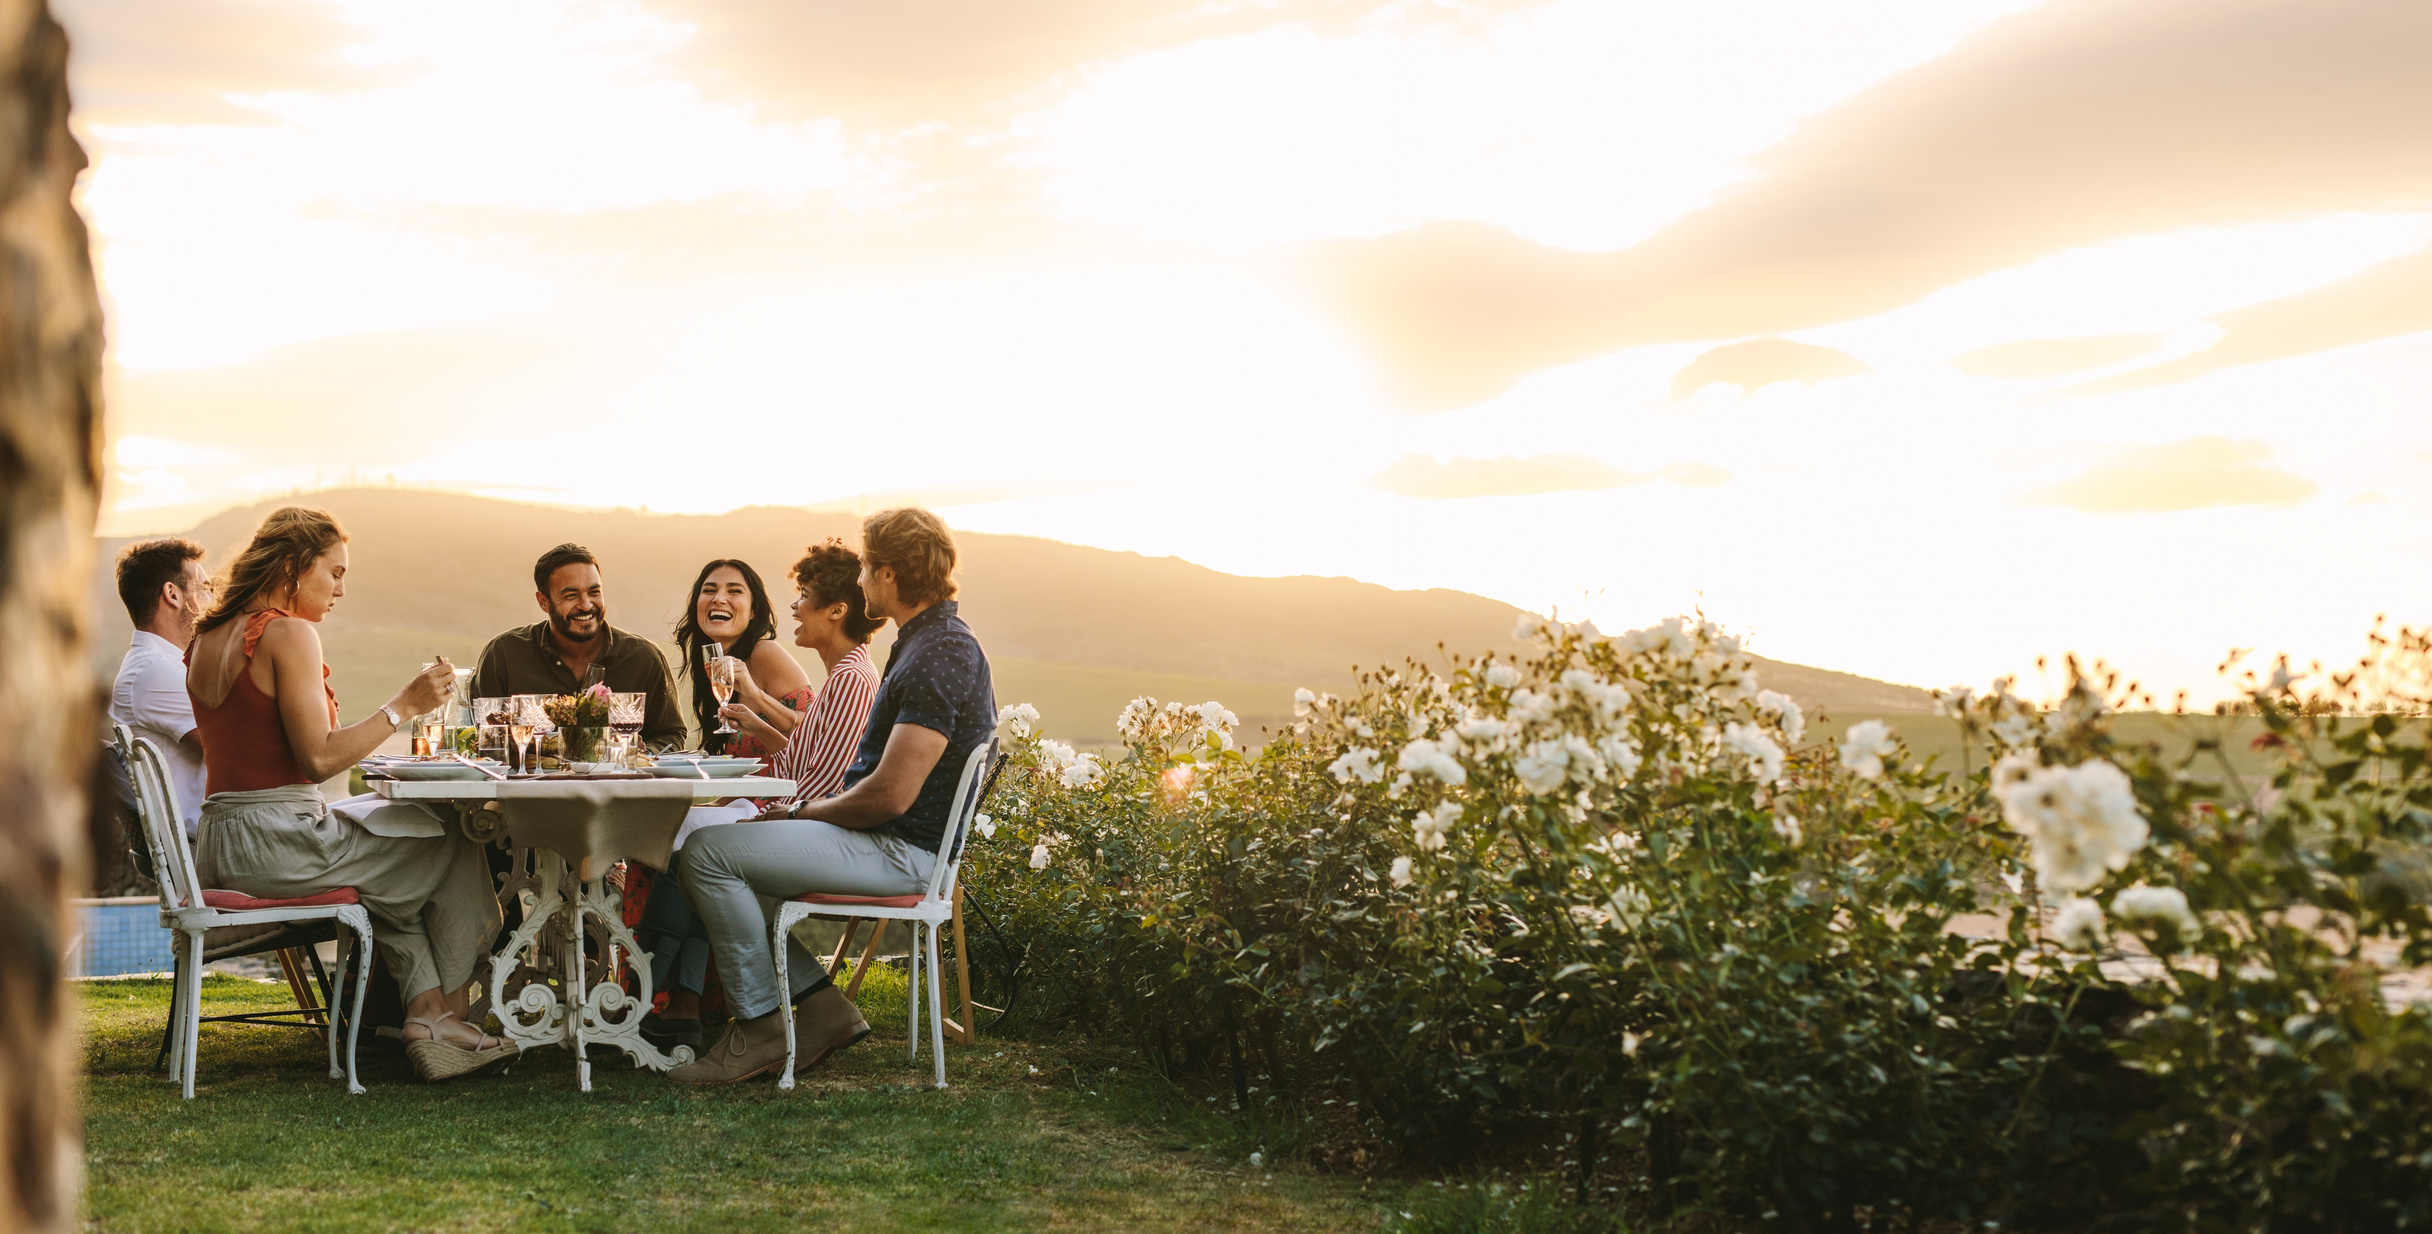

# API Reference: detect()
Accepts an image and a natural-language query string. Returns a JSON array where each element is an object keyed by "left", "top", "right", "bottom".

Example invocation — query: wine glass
[
  {"left": 609, "top": 692, "right": 646, "bottom": 754},
  {"left": 706, "top": 653, "right": 738, "bottom": 735}
]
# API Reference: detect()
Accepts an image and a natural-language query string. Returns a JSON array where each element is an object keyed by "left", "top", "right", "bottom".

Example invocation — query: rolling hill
[{"left": 88, "top": 488, "right": 1935, "bottom": 743}]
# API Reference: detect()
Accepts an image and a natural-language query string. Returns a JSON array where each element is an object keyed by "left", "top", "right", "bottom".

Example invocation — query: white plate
[
  {"left": 380, "top": 762, "right": 501, "bottom": 782},
  {"left": 645, "top": 763, "right": 760, "bottom": 779}
]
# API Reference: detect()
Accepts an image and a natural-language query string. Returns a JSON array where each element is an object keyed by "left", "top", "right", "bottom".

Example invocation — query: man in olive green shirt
[{"left": 472, "top": 543, "right": 687, "bottom": 751}]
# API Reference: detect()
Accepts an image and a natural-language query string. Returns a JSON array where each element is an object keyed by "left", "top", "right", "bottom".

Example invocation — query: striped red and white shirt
[{"left": 773, "top": 643, "right": 880, "bottom": 806}]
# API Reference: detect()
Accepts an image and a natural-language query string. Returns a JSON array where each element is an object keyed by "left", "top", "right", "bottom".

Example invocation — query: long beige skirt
[{"left": 196, "top": 784, "right": 498, "bottom": 1001}]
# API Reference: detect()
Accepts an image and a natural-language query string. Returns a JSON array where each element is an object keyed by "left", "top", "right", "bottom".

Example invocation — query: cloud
[
  {"left": 2026, "top": 437, "right": 2317, "bottom": 512},
  {"left": 643, "top": 0, "right": 1541, "bottom": 125},
  {"left": 54, "top": 0, "right": 389, "bottom": 125},
  {"left": 2063, "top": 247, "right": 2432, "bottom": 395},
  {"left": 1951, "top": 334, "right": 2167, "bottom": 378},
  {"left": 1323, "top": 0, "right": 2432, "bottom": 409},
  {"left": 1369, "top": 454, "right": 1727, "bottom": 499},
  {"left": 1670, "top": 338, "right": 1870, "bottom": 400}
]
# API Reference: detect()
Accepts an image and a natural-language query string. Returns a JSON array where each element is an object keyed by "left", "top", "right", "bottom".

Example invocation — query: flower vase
[{"left": 563, "top": 726, "right": 607, "bottom": 763}]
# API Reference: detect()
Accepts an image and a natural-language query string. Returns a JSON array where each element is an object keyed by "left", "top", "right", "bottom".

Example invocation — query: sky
[{"left": 62, "top": 0, "right": 2432, "bottom": 703}]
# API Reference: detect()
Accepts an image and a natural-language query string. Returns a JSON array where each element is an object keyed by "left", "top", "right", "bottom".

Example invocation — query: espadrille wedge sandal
[{"left": 403, "top": 1013, "right": 518, "bottom": 1082}]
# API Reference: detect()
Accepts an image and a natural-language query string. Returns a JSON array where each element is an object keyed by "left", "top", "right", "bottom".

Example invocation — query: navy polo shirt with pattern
[{"left": 839, "top": 599, "right": 995, "bottom": 853}]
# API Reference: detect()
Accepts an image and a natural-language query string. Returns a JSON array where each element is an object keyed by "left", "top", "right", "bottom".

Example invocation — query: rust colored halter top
[{"left": 187, "top": 609, "right": 339, "bottom": 796}]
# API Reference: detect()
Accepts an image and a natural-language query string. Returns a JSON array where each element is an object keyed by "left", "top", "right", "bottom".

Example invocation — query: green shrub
[{"left": 960, "top": 618, "right": 2432, "bottom": 1230}]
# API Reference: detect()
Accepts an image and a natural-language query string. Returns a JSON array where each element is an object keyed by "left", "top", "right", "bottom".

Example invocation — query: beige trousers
[{"left": 196, "top": 784, "right": 498, "bottom": 1001}]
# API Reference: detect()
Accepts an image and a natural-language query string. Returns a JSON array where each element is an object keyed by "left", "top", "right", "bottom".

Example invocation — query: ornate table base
[{"left": 470, "top": 823, "right": 696, "bottom": 1090}]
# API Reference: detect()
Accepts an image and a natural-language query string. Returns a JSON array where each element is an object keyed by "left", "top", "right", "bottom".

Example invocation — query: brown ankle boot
[
  {"left": 666, "top": 1010, "right": 788, "bottom": 1084},
  {"left": 790, "top": 986, "right": 873, "bottom": 1076}
]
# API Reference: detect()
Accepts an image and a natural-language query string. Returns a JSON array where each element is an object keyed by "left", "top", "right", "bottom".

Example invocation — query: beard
[{"left": 551, "top": 604, "right": 605, "bottom": 643}]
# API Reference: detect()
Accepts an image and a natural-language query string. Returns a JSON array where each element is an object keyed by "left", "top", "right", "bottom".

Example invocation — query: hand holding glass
[{"left": 707, "top": 655, "right": 739, "bottom": 735}]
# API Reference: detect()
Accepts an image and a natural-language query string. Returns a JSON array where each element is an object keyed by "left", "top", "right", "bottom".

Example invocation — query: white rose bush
[{"left": 954, "top": 621, "right": 2432, "bottom": 1231}]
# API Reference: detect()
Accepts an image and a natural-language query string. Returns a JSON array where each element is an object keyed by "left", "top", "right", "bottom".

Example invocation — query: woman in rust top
[{"left": 185, "top": 506, "right": 513, "bottom": 1083}]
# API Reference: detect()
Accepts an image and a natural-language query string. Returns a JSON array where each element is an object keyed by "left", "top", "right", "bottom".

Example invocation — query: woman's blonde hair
[{"left": 196, "top": 506, "right": 348, "bottom": 635}]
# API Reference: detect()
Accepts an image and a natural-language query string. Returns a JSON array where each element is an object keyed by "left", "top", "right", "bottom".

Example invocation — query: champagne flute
[{"left": 707, "top": 653, "right": 738, "bottom": 735}]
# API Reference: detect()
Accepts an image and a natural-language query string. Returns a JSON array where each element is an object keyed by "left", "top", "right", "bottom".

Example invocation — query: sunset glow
[{"left": 64, "top": 0, "right": 2432, "bottom": 701}]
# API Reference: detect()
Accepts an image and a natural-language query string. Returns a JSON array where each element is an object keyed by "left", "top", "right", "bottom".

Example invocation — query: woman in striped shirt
[
  {"left": 721, "top": 541, "right": 882, "bottom": 803},
  {"left": 636, "top": 540, "right": 882, "bottom": 1052}
]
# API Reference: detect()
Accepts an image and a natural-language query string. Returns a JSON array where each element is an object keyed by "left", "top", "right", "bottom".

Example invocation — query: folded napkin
[
  {"left": 672, "top": 802, "right": 758, "bottom": 853},
  {"left": 493, "top": 779, "right": 695, "bottom": 879},
  {"left": 329, "top": 792, "right": 449, "bottom": 839}
]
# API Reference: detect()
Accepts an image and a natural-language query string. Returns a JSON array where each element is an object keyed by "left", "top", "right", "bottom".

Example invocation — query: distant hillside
[{"left": 88, "top": 488, "right": 1935, "bottom": 742}]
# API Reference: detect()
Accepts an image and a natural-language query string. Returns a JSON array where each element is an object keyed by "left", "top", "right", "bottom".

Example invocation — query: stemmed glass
[
  {"left": 705, "top": 646, "right": 738, "bottom": 735},
  {"left": 608, "top": 692, "right": 646, "bottom": 755}
]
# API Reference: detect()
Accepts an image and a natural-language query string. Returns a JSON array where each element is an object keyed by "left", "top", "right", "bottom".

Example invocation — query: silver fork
[{"left": 448, "top": 752, "right": 508, "bottom": 781}]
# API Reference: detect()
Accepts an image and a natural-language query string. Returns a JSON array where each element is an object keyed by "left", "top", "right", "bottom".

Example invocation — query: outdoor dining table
[{"left": 373, "top": 772, "right": 796, "bottom": 1091}]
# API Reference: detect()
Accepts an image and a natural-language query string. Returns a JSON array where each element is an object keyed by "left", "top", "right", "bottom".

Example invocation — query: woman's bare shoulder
[{"left": 255, "top": 614, "right": 323, "bottom": 655}]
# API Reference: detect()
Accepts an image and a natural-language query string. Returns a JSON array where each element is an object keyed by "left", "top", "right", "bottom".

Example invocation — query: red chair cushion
[
  {"left": 202, "top": 887, "right": 361, "bottom": 910},
  {"left": 790, "top": 892, "right": 926, "bottom": 908}
]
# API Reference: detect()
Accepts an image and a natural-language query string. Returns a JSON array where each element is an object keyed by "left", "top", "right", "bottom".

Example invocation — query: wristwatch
[{"left": 376, "top": 703, "right": 402, "bottom": 729}]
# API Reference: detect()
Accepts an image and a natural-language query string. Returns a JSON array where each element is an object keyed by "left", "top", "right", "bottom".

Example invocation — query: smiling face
[
  {"left": 289, "top": 544, "right": 348, "bottom": 621},
  {"left": 790, "top": 581, "right": 849, "bottom": 649},
  {"left": 540, "top": 562, "right": 606, "bottom": 643},
  {"left": 695, "top": 566, "right": 754, "bottom": 649}
]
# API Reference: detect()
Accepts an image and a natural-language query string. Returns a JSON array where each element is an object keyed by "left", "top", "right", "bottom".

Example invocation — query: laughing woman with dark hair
[
  {"left": 673, "top": 559, "right": 810, "bottom": 757},
  {"left": 635, "top": 541, "right": 883, "bottom": 1054}
]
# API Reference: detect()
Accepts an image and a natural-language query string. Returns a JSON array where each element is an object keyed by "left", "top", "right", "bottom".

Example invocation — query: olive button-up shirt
[{"left": 471, "top": 621, "right": 687, "bottom": 751}]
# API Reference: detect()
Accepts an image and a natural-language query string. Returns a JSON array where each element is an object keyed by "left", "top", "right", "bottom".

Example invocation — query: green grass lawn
[{"left": 78, "top": 970, "right": 1413, "bottom": 1233}]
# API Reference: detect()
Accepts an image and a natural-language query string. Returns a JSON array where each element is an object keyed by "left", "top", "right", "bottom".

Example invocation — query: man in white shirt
[{"left": 110, "top": 538, "right": 212, "bottom": 836}]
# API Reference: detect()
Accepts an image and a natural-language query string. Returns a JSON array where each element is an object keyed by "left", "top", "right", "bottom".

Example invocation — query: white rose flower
[
  {"left": 1753, "top": 690, "right": 1805, "bottom": 745},
  {"left": 1990, "top": 710, "right": 2043, "bottom": 750},
  {"left": 1293, "top": 687, "right": 1317, "bottom": 718},
  {"left": 1838, "top": 719, "right": 1898, "bottom": 780},
  {"left": 1116, "top": 697, "right": 1157, "bottom": 740},
  {"left": 1508, "top": 689, "right": 1557, "bottom": 726},
  {"left": 1512, "top": 614, "right": 1545, "bottom": 641},
  {"left": 1772, "top": 813, "right": 1803, "bottom": 847},
  {"left": 1038, "top": 739, "right": 1079, "bottom": 772},
  {"left": 1059, "top": 755, "right": 1102, "bottom": 789},
  {"left": 974, "top": 813, "right": 996, "bottom": 840},
  {"left": 1410, "top": 802, "right": 1460, "bottom": 851},
  {"left": 1453, "top": 716, "right": 1513, "bottom": 754},
  {"left": 1994, "top": 758, "right": 2149, "bottom": 894},
  {"left": 2051, "top": 897, "right": 2106, "bottom": 950},
  {"left": 1514, "top": 739, "right": 1571, "bottom": 795},
  {"left": 1596, "top": 735, "right": 1642, "bottom": 782},
  {"left": 1388, "top": 856, "right": 1413, "bottom": 887},
  {"left": 996, "top": 702, "right": 1041, "bottom": 740},
  {"left": 1720, "top": 722, "right": 1785, "bottom": 785},
  {"left": 1484, "top": 663, "right": 1521, "bottom": 689},
  {"left": 1029, "top": 843, "right": 1052, "bottom": 870},
  {"left": 1608, "top": 884, "right": 1651, "bottom": 930},
  {"left": 1328, "top": 747, "right": 1385, "bottom": 784},
  {"left": 1397, "top": 738, "right": 1467, "bottom": 786},
  {"left": 2111, "top": 884, "right": 2199, "bottom": 935},
  {"left": 1934, "top": 686, "right": 1975, "bottom": 719},
  {"left": 1991, "top": 749, "right": 2042, "bottom": 794}
]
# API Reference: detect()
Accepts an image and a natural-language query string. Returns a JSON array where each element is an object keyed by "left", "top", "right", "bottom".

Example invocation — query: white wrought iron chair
[
  {"left": 772, "top": 739, "right": 996, "bottom": 1090},
  {"left": 117, "top": 725, "right": 375, "bottom": 1097}
]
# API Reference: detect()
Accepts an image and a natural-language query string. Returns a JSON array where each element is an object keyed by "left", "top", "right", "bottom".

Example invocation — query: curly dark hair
[{"left": 793, "top": 539, "right": 880, "bottom": 644}]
